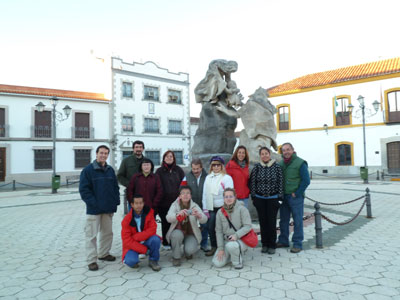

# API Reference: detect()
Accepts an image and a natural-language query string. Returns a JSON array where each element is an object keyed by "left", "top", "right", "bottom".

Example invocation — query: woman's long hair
[
  {"left": 230, "top": 145, "right": 249, "bottom": 166},
  {"left": 208, "top": 162, "right": 226, "bottom": 175}
]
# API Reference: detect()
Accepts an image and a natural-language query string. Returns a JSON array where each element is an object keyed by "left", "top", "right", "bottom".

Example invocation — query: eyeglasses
[{"left": 224, "top": 195, "right": 235, "bottom": 199}]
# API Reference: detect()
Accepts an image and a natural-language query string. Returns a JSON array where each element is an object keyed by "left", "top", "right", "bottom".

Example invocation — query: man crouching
[{"left": 121, "top": 194, "right": 161, "bottom": 271}]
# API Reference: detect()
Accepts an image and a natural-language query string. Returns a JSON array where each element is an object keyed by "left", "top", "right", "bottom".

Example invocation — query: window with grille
[
  {"left": 75, "top": 149, "right": 91, "bottom": 168},
  {"left": 278, "top": 106, "right": 289, "bottom": 130},
  {"left": 168, "top": 90, "right": 181, "bottom": 104},
  {"left": 34, "top": 111, "right": 52, "bottom": 138},
  {"left": 122, "top": 116, "right": 133, "bottom": 132},
  {"left": 75, "top": 112, "right": 90, "bottom": 138},
  {"left": 122, "top": 82, "right": 133, "bottom": 98},
  {"left": 387, "top": 90, "right": 400, "bottom": 123},
  {"left": 145, "top": 151, "right": 160, "bottom": 166},
  {"left": 144, "top": 86, "right": 159, "bottom": 101},
  {"left": 335, "top": 97, "right": 351, "bottom": 126},
  {"left": 0, "top": 108, "right": 5, "bottom": 137},
  {"left": 168, "top": 120, "right": 182, "bottom": 134},
  {"left": 337, "top": 144, "right": 352, "bottom": 166},
  {"left": 144, "top": 118, "right": 159, "bottom": 133},
  {"left": 34, "top": 149, "right": 52, "bottom": 170},
  {"left": 174, "top": 151, "right": 183, "bottom": 165}
]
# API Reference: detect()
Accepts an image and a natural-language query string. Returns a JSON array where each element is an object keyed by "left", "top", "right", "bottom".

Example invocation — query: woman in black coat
[{"left": 155, "top": 150, "right": 185, "bottom": 249}]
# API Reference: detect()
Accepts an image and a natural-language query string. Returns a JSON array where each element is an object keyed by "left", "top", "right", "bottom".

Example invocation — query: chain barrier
[
  {"left": 0, "top": 182, "right": 12, "bottom": 188},
  {"left": 15, "top": 181, "right": 51, "bottom": 189},
  {"left": 311, "top": 172, "right": 375, "bottom": 179},
  {"left": 276, "top": 213, "right": 314, "bottom": 230},
  {"left": 305, "top": 195, "right": 365, "bottom": 206},
  {"left": 320, "top": 199, "right": 367, "bottom": 226}
]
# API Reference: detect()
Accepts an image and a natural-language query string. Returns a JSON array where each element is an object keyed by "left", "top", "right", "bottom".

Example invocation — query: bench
[{"left": 66, "top": 175, "right": 80, "bottom": 186}]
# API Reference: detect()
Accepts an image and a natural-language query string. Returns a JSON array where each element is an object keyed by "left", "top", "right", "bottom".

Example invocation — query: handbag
[{"left": 220, "top": 207, "right": 258, "bottom": 248}]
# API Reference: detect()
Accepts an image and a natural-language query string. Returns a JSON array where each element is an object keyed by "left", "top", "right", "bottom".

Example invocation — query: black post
[
  {"left": 376, "top": 170, "right": 379, "bottom": 180},
  {"left": 314, "top": 202, "right": 323, "bottom": 248},
  {"left": 12, "top": 180, "right": 16, "bottom": 191},
  {"left": 310, "top": 171, "right": 313, "bottom": 180},
  {"left": 365, "top": 188, "right": 372, "bottom": 218}
]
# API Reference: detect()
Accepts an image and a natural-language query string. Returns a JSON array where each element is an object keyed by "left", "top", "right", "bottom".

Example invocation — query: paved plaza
[{"left": 0, "top": 179, "right": 399, "bottom": 300}]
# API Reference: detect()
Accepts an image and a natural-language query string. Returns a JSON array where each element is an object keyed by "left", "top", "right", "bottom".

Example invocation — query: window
[
  {"left": 168, "top": 120, "right": 182, "bottom": 134},
  {"left": 0, "top": 108, "right": 5, "bottom": 137},
  {"left": 335, "top": 142, "right": 353, "bottom": 166},
  {"left": 74, "top": 112, "right": 91, "bottom": 139},
  {"left": 34, "top": 149, "right": 52, "bottom": 170},
  {"left": 334, "top": 96, "right": 351, "bottom": 126},
  {"left": 122, "top": 151, "right": 131, "bottom": 160},
  {"left": 144, "top": 86, "right": 159, "bottom": 101},
  {"left": 387, "top": 90, "right": 400, "bottom": 123},
  {"left": 34, "top": 110, "right": 52, "bottom": 138},
  {"left": 75, "top": 149, "right": 91, "bottom": 168},
  {"left": 168, "top": 90, "right": 181, "bottom": 104},
  {"left": 174, "top": 151, "right": 183, "bottom": 165},
  {"left": 122, "top": 82, "right": 133, "bottom": 98},
  {"left": 144, "top": 118, "right": 159, "bottom": 133},
  {"left": 278, "top": 105, "right": 289, "bottom": 130},
  {"left": 122, "top": 116, "right": 133, "bottom": 132},
  {"left": 387, "top": 142, "right": 400, "bottom": 172},
  {"left": 146, "top": 151, "right": 160, "bottom": 165}
]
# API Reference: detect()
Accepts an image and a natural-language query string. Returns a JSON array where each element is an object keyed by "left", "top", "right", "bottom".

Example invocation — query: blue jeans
[
  {"left": 238, "top": 198, "right": 249, "bottom": 208},
  {"left": 124, "top": 235, "right": 161, "bottom": 267},
  {"left": 278, "top": 194, "right": 304, "bottom": 249},
  {"left": 200, "top": 222, "right": 209, "bottom": 248}
]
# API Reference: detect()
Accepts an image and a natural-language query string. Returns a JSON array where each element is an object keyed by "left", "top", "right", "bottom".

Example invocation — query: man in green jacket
[
  {"left": 277, "top": 143, "right": 310, "bottom": 253},
  {"left": 117, "top": 140, "right": 148, "bottom": 214}
]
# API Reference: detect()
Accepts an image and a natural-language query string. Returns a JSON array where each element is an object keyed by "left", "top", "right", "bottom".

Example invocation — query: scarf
[
  {"left": 223, "top": 199, "right": 236, "bottom": 215},
  {"left": 163, "top": 162, "right": 174, "bottom": 172},
  {"left": 238, "top": 160, "right": 246, "bottom": 168},
  {"left": 283, "top": 152, "right": 296, "bottom": 164}
]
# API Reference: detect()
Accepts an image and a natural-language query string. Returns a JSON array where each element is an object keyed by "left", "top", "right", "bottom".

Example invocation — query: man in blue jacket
[{"left": 79, "top": 145, "right": 120, "bottom": 271}]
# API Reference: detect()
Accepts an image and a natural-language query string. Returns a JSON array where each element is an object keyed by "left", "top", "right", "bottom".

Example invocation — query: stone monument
[{"left": 192, "top": 59, "right": 244, "bottom": 166}]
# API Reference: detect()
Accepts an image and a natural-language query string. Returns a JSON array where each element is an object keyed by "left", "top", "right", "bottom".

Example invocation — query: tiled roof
[
  {"left": 268, "top": 57, "right": 400, "bottom": 96},
  {"left": 0, "top": 84, "right": 109, "bottom": 101}
]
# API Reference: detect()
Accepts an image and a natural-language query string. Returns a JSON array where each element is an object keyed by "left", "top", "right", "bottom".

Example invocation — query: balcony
[
  {"left": 0, "top": 124, "right": 9, "bottom": 138},
  {"left": 32, "top": 125, "right": 52, "bottom": 138},
  {"left": 72, "top": 127, "right": 94, "bottom": 139}
]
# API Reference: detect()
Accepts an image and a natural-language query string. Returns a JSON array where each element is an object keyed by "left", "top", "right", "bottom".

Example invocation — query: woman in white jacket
[
  {"left": 202, "top": 156, "right": 234, "bottom": 257},
  {"left": 166, "top": 186, "right": 207, "bottom": 266}
]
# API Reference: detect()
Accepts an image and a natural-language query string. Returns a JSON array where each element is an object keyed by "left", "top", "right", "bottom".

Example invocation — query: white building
[
  {"left": 268, "top": 57, "right": 400, "bottom": 176},
  {"left": 0, "top": 84, "right": 111, "bottom": 184},
  {"left": 111, "top": 58, "right": 191, "bottom": 168}
]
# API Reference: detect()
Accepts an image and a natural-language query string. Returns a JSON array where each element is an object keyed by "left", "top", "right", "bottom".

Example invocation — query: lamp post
[
  {"left": 35, "top": 97, "right": 72, "bottom": 193},
  {"left": 347, "top": 95, "right": 380, "bottom": 184}
]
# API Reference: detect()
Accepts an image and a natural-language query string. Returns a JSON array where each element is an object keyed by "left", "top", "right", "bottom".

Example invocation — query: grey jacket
[
  {"left": 185, "top": 169, "right": 207, "bottom": 208},
  {"left": 215, "top": 201, "right": 252, "bottom": 251}
]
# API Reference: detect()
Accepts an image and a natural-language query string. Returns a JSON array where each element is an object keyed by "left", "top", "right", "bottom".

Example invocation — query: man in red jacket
[{"left": 121, "top": 195, "right": 161, "bottom": 271}]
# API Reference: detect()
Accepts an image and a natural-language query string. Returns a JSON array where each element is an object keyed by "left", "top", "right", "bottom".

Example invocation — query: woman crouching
[
  {"left": 166, "top": 186, "right": 208, "bottom": 266},
  {"left": 212, "top": 188, "right": 252, "bottom": 269}
]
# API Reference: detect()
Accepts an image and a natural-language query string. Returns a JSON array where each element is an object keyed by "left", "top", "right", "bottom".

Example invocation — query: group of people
[{"left": 79, "top": 140, "right": 310, "bottom": 272}]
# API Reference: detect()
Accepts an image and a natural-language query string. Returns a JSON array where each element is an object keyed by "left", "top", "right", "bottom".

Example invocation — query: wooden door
[
  {"left": 0, "top": 148, "right": 5, "bottom": 181},
  {"left": 387, "top": 142, "right": 400, "bottom": 173}
]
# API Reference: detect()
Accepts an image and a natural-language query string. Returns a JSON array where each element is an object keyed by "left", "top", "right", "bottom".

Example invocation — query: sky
[{"left": 1, "top": 0, "right": 399, "bottom": 117}]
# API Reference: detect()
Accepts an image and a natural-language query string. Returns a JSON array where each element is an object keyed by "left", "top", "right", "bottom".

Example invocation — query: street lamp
[
  {"left": 35, "top": 97, "right": 71, "bottom": 193},
  {"left": 347, "top": 95, "right": 380, "bottom": 184}
]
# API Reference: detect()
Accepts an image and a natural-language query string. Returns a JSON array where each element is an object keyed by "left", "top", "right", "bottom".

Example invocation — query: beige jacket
[
  {"left": 166, "top": 199, "right": 208, "bottom": 244},
  {"left": 215, "top": 201, "right": 252, "bottom": 251}
]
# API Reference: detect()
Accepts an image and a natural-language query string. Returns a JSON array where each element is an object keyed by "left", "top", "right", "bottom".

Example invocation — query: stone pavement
[{"left": 0, "top": 180, "right": 399, "bottom": 300}]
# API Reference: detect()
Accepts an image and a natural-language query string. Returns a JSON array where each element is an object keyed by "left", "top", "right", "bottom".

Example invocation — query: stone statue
[
  {"left": 192, "top": 59, "right": 243, "bottom": 164},
  {"left": 239, "top": 87, "right": 278, "bottom": 162}
]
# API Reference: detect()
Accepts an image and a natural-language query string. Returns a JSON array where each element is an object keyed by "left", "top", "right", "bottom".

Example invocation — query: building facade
[
  {"left": 111, "top": 58, "right": 191, "bottom": 168},
  {"left": 268, "top": 57, "right": 400, "bottom": 176},
  {"left": 0, "top": 85, "right": 111, "bottom": 184}
]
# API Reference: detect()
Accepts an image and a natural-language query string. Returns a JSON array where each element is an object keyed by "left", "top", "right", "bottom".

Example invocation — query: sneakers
[
  {"left": 234, "top": 263, "right": 243, "bottom": 269},
  {"left": 162, "top": 245, "right": 171, "bottom": 251},
  {"left": 290, "top": 247, "right": 302, "bottom": 253},
  {"left": 88, "top": 262, "right": 98, "bottom": 271},
  {"left": 99, "top": 254, "right": 116, "bottom": 261},
  {"left": 148, "top": 260, "right": 161, "bottom": 271},
  {"left": 172, "top": 258, "right": 181, "bottom": 266},
  {"left": 267, "top": 248, "right": 276, "bottom": 255},
  {"left": 261, "top": 246, "right": 268, "bottom": 253},
  {"left": 200, "top": 245, "right": 211, "bottom": 252},
  {"left": 276, "top": 243, "right": 289, "bottom": 248},
  {"left": 205, "top": 247, "right": 217, "bottom": 257},
  {"left": 139, "top": 254, "right": 146, "bottom": 260}
]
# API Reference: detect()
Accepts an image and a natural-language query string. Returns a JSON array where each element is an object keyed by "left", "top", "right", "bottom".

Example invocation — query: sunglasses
[{"left": 211, "top": 164, "right": 222, "bottom": 167}]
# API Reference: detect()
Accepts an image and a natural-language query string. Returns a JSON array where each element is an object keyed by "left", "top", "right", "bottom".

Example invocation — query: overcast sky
[{"left": 1, "top": 0, "right": 399, "bottom": 117}]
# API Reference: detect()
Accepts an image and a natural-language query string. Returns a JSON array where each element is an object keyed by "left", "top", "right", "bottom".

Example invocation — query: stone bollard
[
  {"left": 12, "top": 180, "right": 16, "bottom": 191},
  {"left": 365, "top": 188, "right": 372, "bottom": 218},
  {"left": 376, "top": 170, "right": 380, "bottom": 180},
  {"left": 314, "top": 202, "right": 323, "bottom": 248}
]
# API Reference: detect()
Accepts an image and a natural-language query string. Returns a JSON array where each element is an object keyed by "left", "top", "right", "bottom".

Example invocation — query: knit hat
[{"left": 210, "top": 156, "right": 225, "bottom": 165}]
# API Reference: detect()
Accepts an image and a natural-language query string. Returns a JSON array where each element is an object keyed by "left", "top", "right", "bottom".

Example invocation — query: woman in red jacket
[
  {"left": 121, "top": 195, "right": 161, "bottom": 271},
  {"left": 226, "top": 146, "right": 250, "bottom": 208}
]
